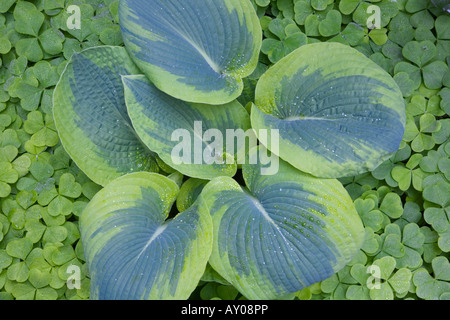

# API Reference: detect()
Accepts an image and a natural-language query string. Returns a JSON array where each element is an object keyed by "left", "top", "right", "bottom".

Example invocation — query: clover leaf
[
  {"left": 400, "top": 40, "right": 450, "bottom": 90},
  {"left": 407, "top": 94, "right": 445, "bottom": 118},
  {"left": 0, "top": 0, "right": 15, "bottom": 13},
  {"left": 424, "top": 196, "right": 449, "bottom": 234},
  {"left": 421, "top": 226, "right": 443, "bottom": 263},
  {"left": 369, "top": 256, "right": 412, "bottom": 300},
  {"left": 379, "top": 193, "right": 404, "bottom": 219},
  {"left": 392, "top": 153, "right": 431, "bottom": 191},
  {"left": 319, "top": 10, "right": 342, "bottom": 37},
  {"left": 388, "top": 12, "right": 415, "bottom": 46},
  {"left": 376, "top": 224, "right": 406, "bottom": 260},
  {"left": 320, "top": 266, "right": 359, "bottom": 300},
  {"left": 354, "top": 1, "right": 397, "bottom": 31},
  {"left": 393, "top": 72, "right": 416, "bottom": 97},
  {"left": 329, "top": 22, "right": 365, "bottom": 47},
  {"left": 276, "top": 0, "right": 295, "bottom": 18},
  {"left": 15, "top": 61, "right": 60, "bottom": 113},
  {"left": 395, "top": 201, "right": 422, "bottom": 229},
  {"left": 261, "top": 18, "right": 308, "bottom": 63},
  {"left": 6, "top": 238, "right": 33, "bottom": 260},
  {"left": 440, "top": 87, "right": 450, "bottom": 114},
  {"left": 396, "top": 223, "right": 425, "bottom": 269},
  {"left": 358, "top": 227, "right": 380, "bottom": 257},
  {"left": 339, "top": 0, "right": 371, "bottom": 15},
  {"left": 346, "top": 264, "right": 371, "bottom": 300},
  {"left": 372, "top": 143, "right": 411, "bottom": 187},
  {"left": 403, "top": 113, "right": 440, "bottom": 153},
  {"left": 355, "top": 198, "right": 384, "bottom": 232},
  {"left": 422, "top": 174, "right": 450, "bottom": 252},
  {"left": 25, "top": 220, "right": 46, "bottom": 244},
  {"left": 423, "top": 174, "right": 450, "bottom": 208},
  {"left": 410, "top": 8, "right": 435, "bottom": 30},
  {"left": 0, "top": 161, "right": 18, "bottom": 197},
  {"left": 23, "top": 111, "right": 59, "bottom": 148},
  {"left": 435, "top": 15, "right": 450, "bottom": 40},
  {"left": 420, "top": 142, "right": 449, "bottom": 174},
  {"left": 28, "top": 258, "right": 53, "bottom": 289},
  {"left": 13, "top": 1, "right": 44, "bottom": 37},
  {"left": 347, "top": 255, "right": 412, "bottom": 300},
  {"left": 57, "top": 173, "right": 82, "bottom": 199},
  {"left": 339, "top": 171, "right": 380, "bottom": 200},
  {"left": 413, "top": 256, "right": 450, "bottom": 300},
  {"left": 294, "top": 0, "right": 315, "bottom": 25},
  {"left": 403, "top": 40, "right": 436, "bottom": 68},
  {"left": 304, "top": 5, "right": 339, "bottom": 37},
  {"left": 13, "top": 1, "right": 65, "bottom": 62}
]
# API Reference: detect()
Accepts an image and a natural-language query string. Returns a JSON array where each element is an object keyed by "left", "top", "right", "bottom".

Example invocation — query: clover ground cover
[{"left": 0, "top": 0, "right": 449, "bottom": 300}]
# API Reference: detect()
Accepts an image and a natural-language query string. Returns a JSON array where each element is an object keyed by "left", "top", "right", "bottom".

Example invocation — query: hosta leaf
[
  {"left": 199, "top": 146, "right": 364, "bottom": 299},
  {"left": 119, "top": 0, "right": 261, "bottom": 104},
  {"left": 176, "top": 178, "right": 208, "bottom": 213},
  {"left": 252, "top": 42, "right": 406, "bottom": 178},
  {"left": 80, "top": 172, "right": 213, "bottom": 300},
  {"left": 53, "top": 46, "right": 158, "bottom": 186},
  {"left": 123, "top": 75, "right": 252, "bottom": 180}
]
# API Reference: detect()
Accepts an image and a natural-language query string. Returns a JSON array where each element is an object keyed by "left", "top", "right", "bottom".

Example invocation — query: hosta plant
[{"left": 51, "top": 0, "right": 406, "bottom": 300}]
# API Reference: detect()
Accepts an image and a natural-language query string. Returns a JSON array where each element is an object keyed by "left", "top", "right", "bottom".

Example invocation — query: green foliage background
[{"left": 0, "top": 0, "right": 449, "bottom": 300}]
